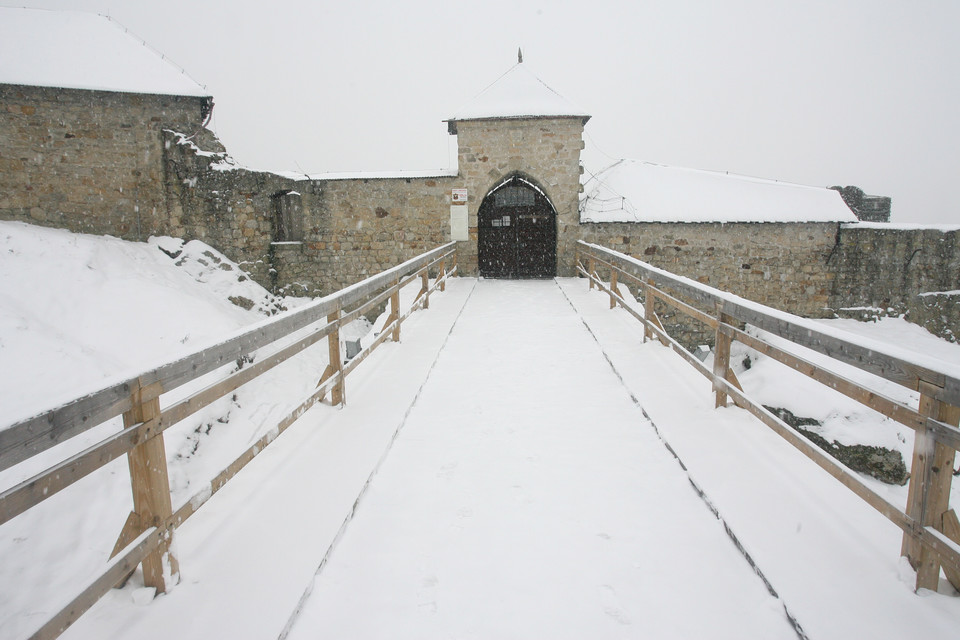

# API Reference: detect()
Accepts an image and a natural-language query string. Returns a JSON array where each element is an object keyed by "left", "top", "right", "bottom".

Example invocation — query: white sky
[{"left": 7, "top": 0, "right": 960, "bottom": 223}]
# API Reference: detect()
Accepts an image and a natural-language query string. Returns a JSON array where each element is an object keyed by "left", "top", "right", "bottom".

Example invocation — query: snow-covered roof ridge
[
  {"left": 446, "top": 62, "right": 590, "bottom": 129},
  {"left": 0, "top": 8, "right": 210, "bottom": 97},
  {"left": 580, "top": 158, "right": 857, "bottom": 224}
]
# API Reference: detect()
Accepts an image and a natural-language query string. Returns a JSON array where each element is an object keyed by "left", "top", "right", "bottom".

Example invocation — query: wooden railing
[
  {"left": 576, "top": 240, "right": 960, "bottom": 593},
  {"left": 0, "top": 242, "right": 457, "bottom": 640}
]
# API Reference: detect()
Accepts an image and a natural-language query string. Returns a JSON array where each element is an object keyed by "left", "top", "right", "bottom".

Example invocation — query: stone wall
[
  {"left": 161, "top": 129, "right": 322, "bottom": 290},
  {"left": 7, "top": 82, "right": 957, "bottom": 347},
  {"left": 296, "top": 175, "right": 459, "bottom": 294},
  {"left": 578, "top": 222, "right": 839, "bottom": 346},
  {"left": 911, "top": 292, "right": 960, "bottom": 343},
  {"left": 832, "top": 224, "right": 960, "bottom": 340},
  {"left": 0, "top": 84, "right": 208, "bottom": 240},
  {"left": 453, "top": 117, "right": 585, "bottom": 276},
  {"left": 162, "top": 128, "right": 460, "bottom": 296}
]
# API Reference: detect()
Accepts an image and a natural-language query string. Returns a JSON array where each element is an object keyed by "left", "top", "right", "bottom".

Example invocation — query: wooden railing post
[
  {"left": 438, "top": 258, "right": 446, "bottom": 292},
  {"left": 419, "top": 269, "right": 430, "bottom": 310},
  {"left": 904, "top": 381, "right": 960, "bottom": 590},
  {"left": 588, "top": 257, "right": 596, "bottom": 290},
  {"left": 609, "top": 269, "right": 619, "bottom": 309},
  {"left": 389, "top": 276, "right": 401, "bottom": 342},
  {"left": 713, "top": 302, "right": 733, "bottom": 408},
  {"left": 119, "top": 379, "right": 177, "bottom": 594},
  {"left": 317, "top": 304, "right": 345, "bottom": 406},
  {"left": 643, "top": 278, "right": 655, "bottom": 342}
]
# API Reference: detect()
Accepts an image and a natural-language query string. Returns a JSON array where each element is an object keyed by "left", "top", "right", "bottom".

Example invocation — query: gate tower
[{"left": 445, "top": 61, "right": 590, "bottom": 277}]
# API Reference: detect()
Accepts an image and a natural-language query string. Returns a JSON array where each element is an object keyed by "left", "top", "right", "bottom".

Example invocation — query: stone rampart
[
  {"left": 833, "top": 224, "right": 960, "bottom": 341},
  {"left": 0, "top": 84, "right": 208, "bottom": 240},
  {"left": 578, "top": 222, "right": 838, "bottom": 347},
  {"left": 6, "top": 81, "right": 958, "bottom": 346}
]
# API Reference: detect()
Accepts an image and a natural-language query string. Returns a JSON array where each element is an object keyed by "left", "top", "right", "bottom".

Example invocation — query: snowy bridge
[{"left": 3, "top": 242, "right": 960, "bottom": 639}]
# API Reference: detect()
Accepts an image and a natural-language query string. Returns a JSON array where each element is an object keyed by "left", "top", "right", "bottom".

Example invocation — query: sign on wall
[
  {"left": 450, "top": 206, "right": 468, "bottom": 241},
  {"left": 452, "top": 188, "right": 468, "bottom": 204}
]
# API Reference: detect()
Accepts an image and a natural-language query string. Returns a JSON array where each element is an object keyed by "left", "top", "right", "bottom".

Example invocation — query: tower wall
[{"left": 453, "top": 117, "right": 585, "bottom": 276}]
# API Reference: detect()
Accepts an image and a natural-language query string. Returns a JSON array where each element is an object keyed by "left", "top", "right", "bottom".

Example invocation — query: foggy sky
[{"left": 9, "top": 0, "right": 960, "bottom": 223}]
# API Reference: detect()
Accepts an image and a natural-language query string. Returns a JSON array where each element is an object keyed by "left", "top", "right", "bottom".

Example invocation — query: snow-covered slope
[
  {"left": 0, "top": 222, "right": 360, "bottom": 640},
  {"left": 0, "top": 222, "right": 287, "bottom": 425}
]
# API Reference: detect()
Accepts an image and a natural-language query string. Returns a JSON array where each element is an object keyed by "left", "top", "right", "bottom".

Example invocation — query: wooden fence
[
  {"left": 0, "top": 242, "right": 457, "bottom": 640},
  {"left": 576, "top": 240, "right": 960, "bottom": 594}
]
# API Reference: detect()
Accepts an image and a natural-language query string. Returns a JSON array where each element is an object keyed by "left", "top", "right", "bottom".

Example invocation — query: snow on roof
[
  {"left": 0, "top": 8, "right": 209, "bottom": 97},
  {"left": 446, "top": 62, "right": 589, "bottom": 132},
  {"left": 580, "top": 159, "right": 858, "bottom": 224},
  {"left": 304, "top": 169, "right": 459, "bottom": 181}
]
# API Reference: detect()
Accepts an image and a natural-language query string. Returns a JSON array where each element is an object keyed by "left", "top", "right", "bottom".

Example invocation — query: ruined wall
[
  {"left": 162, "top": 129, "right": 460, "bottom": 296},
  {"left": 0, "top": 84, "right": 208, "bottom": 240},
  {"left": 161, "top": 130, "right": 322, "bottom": 291},
  {"left": 454, "top": 117, "right": 585, "bottom": 276},
  {"left": 833, "top": 224, "right": 960, "bottom": 341}
]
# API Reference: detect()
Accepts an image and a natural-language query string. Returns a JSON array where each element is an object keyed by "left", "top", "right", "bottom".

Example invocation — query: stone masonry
[
  {"left": 832, "top": 224, "right": 960, "bottom": 340},
  {"left": 3, "top": 81, "right": 959, "bottom": 346},
  {"left": 0, "top": 83, "right": 209, "bottom": 240},
  {"left": 452, "top": 117, "right": 586, "bottom": 277}
]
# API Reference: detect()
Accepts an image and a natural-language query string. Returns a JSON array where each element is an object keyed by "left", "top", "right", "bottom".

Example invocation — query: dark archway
[{"left": 478, "top": 175, "right": 557, "bottom": 278}]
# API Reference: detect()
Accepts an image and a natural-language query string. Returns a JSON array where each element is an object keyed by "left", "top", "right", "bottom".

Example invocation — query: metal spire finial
[{"left": 518, "top": 48, "right": 523, "bottom": 64}]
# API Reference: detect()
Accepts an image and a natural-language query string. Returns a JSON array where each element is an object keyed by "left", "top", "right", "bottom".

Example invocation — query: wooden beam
[
  {"left": 122, "top": 380, "right": 177, "bottom": 594},
  {"left": 317, "top": 306, "right": 344, "bottom": 406},
  {"left": 388, "top": 276, "right": 401, "bottom": 343},
  {"left": 608, "top": 270, "right": 619, "bottom": 309},
  {"left": 725, "top": 324, "right": 922, "bottom": 427},
  {"left": 643, "top": 279, "right": 655, "bottom": 342},
  {"left": 911, "top": 383, "right": 960, "bottom": 590},
  {"left": 578, "top": 242, "right": 960, "bottom": 590},
  {"left": 713, "top": 302, "right": 733, "bottom": 408},
  {"left": 9, "top": 243, "right": 460, "bottom": 640},
  {"left": 29, "top": 527, "right": 163, "bottom": 640},
  {"left": 0, "top": 322, "right": 336, "bottom": 527},
  {"left": 1, "top": 243, "right": 457, "bottom": 473},
  {"left": 942, "top": 510, "right": 960, "bottom": 590},
  {"left": 576, "top": 241, "right": 960, "bottom": 407}
]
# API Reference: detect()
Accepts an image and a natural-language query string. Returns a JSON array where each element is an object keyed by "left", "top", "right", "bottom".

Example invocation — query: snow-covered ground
[
  {"left": 2, "top": 223, "right": 960, "bottom": 638},
  {"left": 0, "top": 221, "right": 368, "bottom": 639}
]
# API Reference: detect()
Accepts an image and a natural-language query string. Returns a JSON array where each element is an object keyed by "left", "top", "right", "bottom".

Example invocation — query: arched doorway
[{"left": 478, "top": 176, "right": 557, "bottom": 278}]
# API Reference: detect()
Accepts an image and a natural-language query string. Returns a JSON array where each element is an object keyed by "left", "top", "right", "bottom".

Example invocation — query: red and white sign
[{"left": 452, "top": 188, "right": 468, "bottom": 204}]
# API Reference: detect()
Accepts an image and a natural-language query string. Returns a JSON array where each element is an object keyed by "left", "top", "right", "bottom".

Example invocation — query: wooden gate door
[{"left": 478, "top": 178, "right": 556, "bottom": 278}]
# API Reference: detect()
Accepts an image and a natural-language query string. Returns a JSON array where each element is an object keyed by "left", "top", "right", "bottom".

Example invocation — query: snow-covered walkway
[
  {"left": 285, "top": 279, "right": 795, "bottom": 639},
  {"left": 59, "top": 278, "right": 960, "bottom": 639}
]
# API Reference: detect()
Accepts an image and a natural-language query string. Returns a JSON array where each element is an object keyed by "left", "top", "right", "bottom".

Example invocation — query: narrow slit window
[{"left": 272, "top": 191, "right": 303, "bottom": 242}]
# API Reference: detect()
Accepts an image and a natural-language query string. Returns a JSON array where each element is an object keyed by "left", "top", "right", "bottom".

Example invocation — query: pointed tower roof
[{"left": 446, "top": 62, "right": 590, "bottom": 134}]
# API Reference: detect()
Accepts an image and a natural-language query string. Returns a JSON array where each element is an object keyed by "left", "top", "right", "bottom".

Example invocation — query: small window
[
  {"left": 494, "top": 186, "right": 535, "bottom": 208},
  {"left": 272, "top": 191, "right": 303, "bottom": 242}
]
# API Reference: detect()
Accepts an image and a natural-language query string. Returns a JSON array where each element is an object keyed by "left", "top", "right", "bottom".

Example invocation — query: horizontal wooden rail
[
  {"left": 578, "top": 241, "right": 960, "bottom": 408},
  {"left": 4, "top": 243, "right": 457, "bottom": 640},
  {"left": 0, "top": 242, "right": 456, "bottom": 472},
  {"left": 576, "top": 240, "right": 960, "bottom": 594}
]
